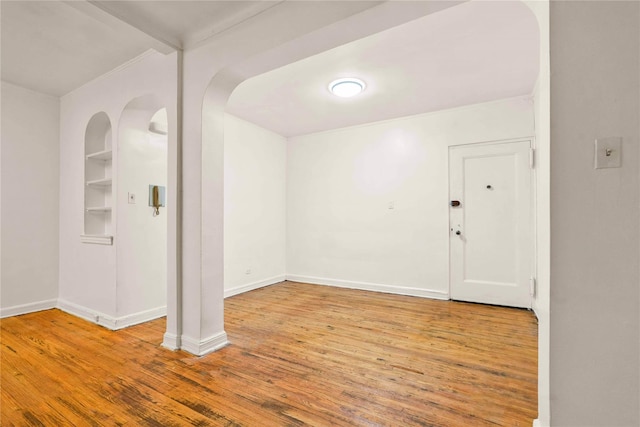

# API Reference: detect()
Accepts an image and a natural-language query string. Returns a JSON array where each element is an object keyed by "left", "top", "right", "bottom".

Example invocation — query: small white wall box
[
  {"left": 594, "top": 137, "right": 622, "bottom": 169},
  {"left": 148, "top": 185, "right": 166, "bottom": 207}
]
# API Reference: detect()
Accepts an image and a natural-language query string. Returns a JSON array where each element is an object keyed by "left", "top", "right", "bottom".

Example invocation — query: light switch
[
  {"left": 128, "top": 192, "right": 136, "bottom": 204},
  {"left": 595, "top": 137, "right": 622, "bottom": 169}
]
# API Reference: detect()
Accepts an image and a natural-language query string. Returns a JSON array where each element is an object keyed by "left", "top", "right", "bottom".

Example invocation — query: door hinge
[
  {"left": 529, "top": 148, "right": 535, "bottom": 169},
  {"left": 529, "top": 276, "right": 537, "bottom": 297}
]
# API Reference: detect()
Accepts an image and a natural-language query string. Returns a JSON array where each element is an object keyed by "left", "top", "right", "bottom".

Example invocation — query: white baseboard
[
  {"left": 0, "top": 299, "right": 57, "bottom": 318},
  {"left": 162, "top": 332, "right": 181, "bottom": 350},
  {"left": 286, "top": 275, "right": 449, "bottom": 300},
  {"left": 532, "top": 419, "right": 549, "bottom": 427},
  {"left": 56, "top": 299, "right": 105, "bottom": 325},
  {"left": 57, "top": 299, "right": 166, "bottom": 330},
  {"left": 181, "top": 331, "right": 229, "bottom": 356},
  {"left": 110, "top": 306, "right": 167, "bottom": 330},
  {"left": 224, "top": 274, "right": 286, "bottom": 298}
]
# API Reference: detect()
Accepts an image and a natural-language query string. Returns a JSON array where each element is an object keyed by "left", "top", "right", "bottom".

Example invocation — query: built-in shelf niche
[{"left": 84, "top": 112, "right": 113, "bottom": 244}]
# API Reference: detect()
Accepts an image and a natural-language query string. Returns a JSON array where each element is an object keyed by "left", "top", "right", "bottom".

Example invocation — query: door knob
[{"left": 455, "top": 230, "right": 461, "bottom": 236}]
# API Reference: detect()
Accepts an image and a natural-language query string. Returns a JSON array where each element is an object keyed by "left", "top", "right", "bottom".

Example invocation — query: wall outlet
[
  {"left": 245, "top": 269, "right": 252, "bottom": 275},
  {"left": 128, "top": 192, "right": 136, "bottom": 204},
  {"left": 388, "top": 201, "right": 395, "bottom": 210}
]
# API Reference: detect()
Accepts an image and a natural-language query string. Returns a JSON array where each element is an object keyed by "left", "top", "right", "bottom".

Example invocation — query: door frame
[{"left": 447, "top": 137, "right": 537, "bottom": 308}]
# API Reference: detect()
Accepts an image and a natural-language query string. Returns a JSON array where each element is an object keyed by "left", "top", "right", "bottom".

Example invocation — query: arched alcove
[
  {"left": 117, "top": 94, "right": 170, "bottom": 333},
  {"left": 83, "top": 111, "right": 113, "bottom": 242}
]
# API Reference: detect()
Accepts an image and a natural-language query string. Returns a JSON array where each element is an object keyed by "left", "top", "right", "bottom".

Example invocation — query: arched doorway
[
  {"left": 195, "top": 6, "right": 549, "bottom": 424},
  {"left": 118, "top": 95, "right": 170, "bottom": 338}
]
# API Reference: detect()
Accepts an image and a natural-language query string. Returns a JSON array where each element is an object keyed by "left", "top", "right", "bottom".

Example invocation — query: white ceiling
[
  {"left": 227, "top": 0, "right": 540, "bottom": 137},
  {"left": 0, "top": 0, "right": 382, "bottom": 97},
  {"left": 89, "top": 1, "right": 283, "bottom": 49},
  {"left": 1, "top": 0, "right": 539, "bottom": 136},
  {"left": 1, "top": 1, "right": 156, "bottom": 96},
  {"left": 1, "top": 0, "right": 293, "bottom": 96}
]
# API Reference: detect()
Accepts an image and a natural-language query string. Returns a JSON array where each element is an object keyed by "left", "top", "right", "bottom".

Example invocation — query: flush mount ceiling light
[{"left": 329, "top": 78, "right": 366, "bottom": 98}]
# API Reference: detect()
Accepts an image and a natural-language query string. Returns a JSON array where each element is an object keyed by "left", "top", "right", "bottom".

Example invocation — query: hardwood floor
[{"left": 1, "top": 281, "right": 537, "bottom": 426}]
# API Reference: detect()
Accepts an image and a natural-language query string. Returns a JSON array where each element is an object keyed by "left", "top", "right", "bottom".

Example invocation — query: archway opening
[
  {"left": 118, "top": 95, "right": 169, "bottom": 337},
  {"left": 200, "top": 0, "right": 549, "bottom": 422}
]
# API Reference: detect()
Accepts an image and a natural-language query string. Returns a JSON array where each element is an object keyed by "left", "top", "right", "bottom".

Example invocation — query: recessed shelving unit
[{"left": 83, "top": 112, "right": 114, "bottom": 244}]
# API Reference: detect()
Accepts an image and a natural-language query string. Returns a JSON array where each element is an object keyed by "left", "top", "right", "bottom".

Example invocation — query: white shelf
[
  {"left": 84, "top": 112, "right": 113, "bottom": 238},
  {"left": 86, "top": 206, "right": 112, "bottom": 213},
  {"left": 86, "top": 149, "right": 112, "bottom": 161},
  {"left": 86, "top": 177, "right": 112, "bottom": 187},
  {"left": 80, "top": 234, "right": 113, "bottom": 245}
]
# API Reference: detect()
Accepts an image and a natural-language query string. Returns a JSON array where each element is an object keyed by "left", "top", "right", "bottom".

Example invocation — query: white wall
[
  {"left": 550, "top": 1, "right": 640, "bottom": 425},
  {"left": 224, "top": 114, "right": 286, "bottom": 297},
  {"left": 117, "top": 105, "right": 167, "bottom": 319},
  {"left": 287, "top": 97, "right": 534, "bottom": 297},
  {"left": 0, "top": 82, "right": 60, "bottom": 316},
  {"left": 58, "top": 51, "right": 177, "bottom": 329}
]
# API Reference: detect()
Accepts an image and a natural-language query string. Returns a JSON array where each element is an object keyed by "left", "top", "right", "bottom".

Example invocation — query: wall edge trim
[
  {"left": 162, "top": 333, "right": 181, "bottom": 351},
  {"left": 285, "top": 275, "right": 449, "bottom": 300},
  {"left": 57, "top": 299, "right": 166, "bottom": 330},
  {"left": 0, "top": 299, "right": 58, "bottom": 318},
  {"left": 224, "top": 275, "right": 286, "bottom": 298},
  {"left": 181, "top": 332, "right": 229, "bottom": 356}
]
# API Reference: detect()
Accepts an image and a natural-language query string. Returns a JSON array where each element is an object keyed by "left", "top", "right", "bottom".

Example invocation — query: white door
[{"left": 449, "top": 140, "right": 533, "bottom": 308}]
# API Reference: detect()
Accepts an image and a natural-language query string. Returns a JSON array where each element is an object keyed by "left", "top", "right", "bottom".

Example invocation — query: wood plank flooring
[{"left": 1, "top": 281, "right": 537, "bottom": 426}]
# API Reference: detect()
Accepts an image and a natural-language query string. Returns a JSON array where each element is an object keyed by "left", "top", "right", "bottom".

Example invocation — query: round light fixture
[{"left": 329, "top": 78, "right": 366, "bottom": 98}]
